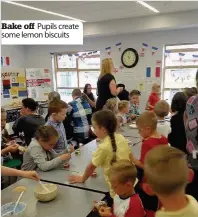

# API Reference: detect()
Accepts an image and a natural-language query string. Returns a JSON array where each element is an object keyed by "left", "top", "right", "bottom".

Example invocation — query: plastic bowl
[
  {"left": 1, "top": 202, "right": 26, "bottom": 217},
  {"left": 34, "top": 183, "right": 57, "bottom": 202}
]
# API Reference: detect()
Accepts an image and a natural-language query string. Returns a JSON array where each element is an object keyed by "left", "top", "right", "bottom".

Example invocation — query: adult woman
[
  {"left": 96, "top": 58, "right": 122, "bottom": 110},
  {"left": 83, "top": 84, "right": 96, "bottom": 113}
]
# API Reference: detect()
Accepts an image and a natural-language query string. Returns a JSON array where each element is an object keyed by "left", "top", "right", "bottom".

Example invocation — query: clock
[{"left": 121, "top": 48, "right": 139, "bottom": 68}]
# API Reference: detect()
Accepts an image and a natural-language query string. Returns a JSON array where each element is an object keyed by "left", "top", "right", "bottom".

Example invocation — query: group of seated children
[{"left": 1, "top": 81, "right": 197, "bottom": 216}]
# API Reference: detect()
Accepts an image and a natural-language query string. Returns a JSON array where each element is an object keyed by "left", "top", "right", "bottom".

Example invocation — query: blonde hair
[
  {"left": 48, "top": 91, "right": 60, "bottom": 102},
  {"left": 103, "top": 98, "right": 118, "bottom": 113},
  {"left": 108, "top": 160, "right": 137, "bottom": 184},
  {"left": 145, "top": 145, "right": 188, "bottom": 195},
  {"left": 136, "top": 111, "right": 157, "bottom": 131},
  {"left": 99, "top": 58, "right": 113, "bottom": 79},
  {"left": 152, "top": 83, "right": 160, "bottom": 91},
  {"left": 154, "top": 100, "right": 170, "bottom": 118},
  {"left": 118, "top": 100, "right": 129, "bottom": 111}
]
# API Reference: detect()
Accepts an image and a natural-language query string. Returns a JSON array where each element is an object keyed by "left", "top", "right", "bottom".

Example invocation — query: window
[
  {"left": 162, "top": 44, "right": 198, "bottom": 105},
  {"left": 54, "top": 51, "right": 100, "bottom": 102}
]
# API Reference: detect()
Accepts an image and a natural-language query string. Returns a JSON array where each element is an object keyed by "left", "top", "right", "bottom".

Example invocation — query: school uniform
[
  {"left": 157, "top": 120, "right": 171, "bottom": 138},
  {"left": 45, "top": 119, "right": 69, "bottom": 153},
  {"left": 21, "top": 138, "right": 65, "bottom": 171},
  {"left": 92, "top": 134, "right": 131, "bottom": 198},
  {"left": 156, "top": 195, "right": 198, "bottom": 217},
  {"left": 111, "top": 194, "right": 145, "bottom": 217}
]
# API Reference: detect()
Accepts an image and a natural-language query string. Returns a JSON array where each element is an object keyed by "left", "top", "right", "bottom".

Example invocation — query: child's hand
[
  {"left": 69, "top": 145, "right": 75, "bottom": 153},
  {"left": 99, "top": 207, "right": 112, "bottom": 217},
  {"left": 7, "top": 144, "right": 19, "bottom": 153},
  {"left": 60, "top": 153, "right": 71, "bottom": 161},
  {"left": 22, "top": 171, "right": 40, "bottom": 181},
  {"left": 68, "top": 175, "right": 84, "bottom": 184}
]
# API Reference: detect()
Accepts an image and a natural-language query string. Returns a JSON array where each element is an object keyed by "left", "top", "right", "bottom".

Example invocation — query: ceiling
[{"left": 2, "top": 1, "right": 198, "bottom": 22}]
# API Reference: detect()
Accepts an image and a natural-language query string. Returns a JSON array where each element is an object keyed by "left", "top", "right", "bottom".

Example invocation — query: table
[
  {"left": 1, "top": 178, "right": 105, "bottom": 217},
  {"left": 38, "top": 140, "right": 109, "bottom": 193}
]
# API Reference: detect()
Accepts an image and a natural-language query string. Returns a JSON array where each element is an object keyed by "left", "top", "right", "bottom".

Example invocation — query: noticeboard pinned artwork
[{"left": 1, "top": 68, "right": 27, "bottom": 99}]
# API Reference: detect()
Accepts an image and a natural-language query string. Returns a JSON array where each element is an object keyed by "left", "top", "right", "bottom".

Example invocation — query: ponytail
[
  {"left": 92, "top": 110, "right": 118, "bottom": 165},
  {"left": 109, "top": 132, "right": 117, "bottom": 165}
]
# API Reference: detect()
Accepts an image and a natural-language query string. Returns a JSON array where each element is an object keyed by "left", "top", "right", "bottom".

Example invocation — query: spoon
[
  {"left": 39, "top": 181, "right": 50, "bottom": 193},
  {"left": 12, "top": 191, "right": 25, "bottom": 215}
]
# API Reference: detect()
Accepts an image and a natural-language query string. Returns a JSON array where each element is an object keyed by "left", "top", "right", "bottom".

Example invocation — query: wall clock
[{"left": 121, "top": 48, "right": 139, "bottom": 68}]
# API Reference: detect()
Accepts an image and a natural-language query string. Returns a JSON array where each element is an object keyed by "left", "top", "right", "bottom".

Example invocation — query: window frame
[
  {"left": 54, "top": 52, "right": 100, "bottom": 94},
  {"left": 162, "top": 43, "right": 198, "bottom": 102}
]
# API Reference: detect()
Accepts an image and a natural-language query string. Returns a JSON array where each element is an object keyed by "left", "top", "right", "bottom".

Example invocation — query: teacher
[{"left": 96, "top": 58, "right": 122, "bottom": 110}]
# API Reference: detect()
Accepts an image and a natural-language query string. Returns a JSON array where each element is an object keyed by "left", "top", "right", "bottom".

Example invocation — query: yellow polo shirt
[
  {"left": 92, "top": 133, "right": 131, "bottom": 197},
  {"left": 156, "top": 195, "right": 198, "bottom": 217}
]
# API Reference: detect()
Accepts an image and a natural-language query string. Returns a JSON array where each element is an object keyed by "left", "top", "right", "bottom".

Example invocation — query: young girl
[
  {"left": 168, "top": 92, "right": 187, "bottom": 153},
  {"left": 117, "top": 100, "right": 130, "bottom": 126},
  {"left": 21, "top": 125, "right": 71, "bottom": 172},
  {"left": 69, "top": 110, "right": 135, "bottom": 198},
  {"left": 103, "top": 97, "right": 119, "bottom": 114},
  {"left": 129, "top": 90, "right": 141, "bottom": 120}
]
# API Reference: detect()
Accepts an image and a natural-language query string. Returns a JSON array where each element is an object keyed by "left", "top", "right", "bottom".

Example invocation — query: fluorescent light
[
  {"left": 137, "top": 1, "right": 160, "bottom": 13},
  {"left": 2, "top": 0, "right": 86, "bottom": 22}
]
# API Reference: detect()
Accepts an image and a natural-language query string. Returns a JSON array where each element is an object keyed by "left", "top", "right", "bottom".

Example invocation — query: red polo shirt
[
  {"left": 148, "top": 92, "right": 160, "bottom": 110},
  {"left": 140, "top": 136, "right": 168, "bottom": 164}
]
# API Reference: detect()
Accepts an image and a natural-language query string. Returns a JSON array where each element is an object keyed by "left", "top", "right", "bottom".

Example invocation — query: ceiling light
[
  {"left": 2, "top": 0, "right": 86, "bottom": 22},
  {"left": 136, "top": 1, "right": 160, "bottom": 13}
]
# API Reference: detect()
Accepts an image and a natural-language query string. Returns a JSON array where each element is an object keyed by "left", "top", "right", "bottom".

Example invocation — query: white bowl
[
  {"left": 1, "top": 202, "right": 26, "bottom": 217},
  {"left": 34, "top": 183, "right": 57, "bottom": 202}
]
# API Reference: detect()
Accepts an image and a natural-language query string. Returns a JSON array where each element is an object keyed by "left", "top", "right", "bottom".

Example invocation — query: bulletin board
[
  {"left": 1, "top": 68, "right": 27, "bottom": 100},
  {"left": 26, "top": 68, "right": 52, "bottom": 100}
]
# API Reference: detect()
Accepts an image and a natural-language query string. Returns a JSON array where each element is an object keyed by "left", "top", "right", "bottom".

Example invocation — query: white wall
[
  {"left": 1, "top": 45, "right": 25, "bottom": 67},
  {"left": 2, "top": 28, "right": 198, "bottom": 109}
]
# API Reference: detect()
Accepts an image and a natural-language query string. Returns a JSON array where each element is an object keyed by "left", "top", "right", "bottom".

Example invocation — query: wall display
[
  {"left": 26, "top": 68, "right": 51, "bottom": 100},
  {"left": 121, "top": 48, "right": 139, "bottom": 68},
  {"left": 1, "top": 68, "right": 27, "bottom": 100}
]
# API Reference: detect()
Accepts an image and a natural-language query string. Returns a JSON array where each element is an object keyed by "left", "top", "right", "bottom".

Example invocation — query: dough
[{"left": 13, "top": 186, "right": 26, "bottom": 193}]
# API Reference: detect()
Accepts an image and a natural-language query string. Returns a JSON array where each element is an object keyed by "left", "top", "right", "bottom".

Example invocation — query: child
[
  {"left": 103, "top": 98, "right": 119, "bottom": 114},
  {"left": 168, "top": 92, "right": 187, "bottom": 153},
  {"left": 1, "top": 108, "right": 20, "bottom": 163},
  {"left": 13, "top": 98, "right": 45, "bottom": 146},
  {"left": 69, "top": 89, "right": 92, "bottom": 146},
  {"left": 154, "top": 100, "right": 171, "bottom": 138},
  {"left": 136, "top": 111, "right": 168, "bottom": 166},
  {"left": 69, "top": 110, "right": 139, "bottom": 198},
  {"left": 46, "top": 99, "right": 72, "bottom": 153},
  {"left": 1, "top": 166, "right": 40, "bottom": 181},
  {"left": 129, "top": 90, "right": 141, "bottom": 120},
  {"left": 144, "top": 145, "right": 198, "bottom": 217},
  {"left": 99, "top": 160, "right": 145, "bottom": 217},
  {"left": 146, "top": 83, "right": 160, "bottom": 111},
  {"left": 21, "top": 125, "right": 71, "bottom": 172},
  {"left": 117, "top": 100, "right": 130, "bottom": 126}
]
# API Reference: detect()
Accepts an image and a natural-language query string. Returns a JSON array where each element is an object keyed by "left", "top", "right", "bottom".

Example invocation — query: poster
[
  {"left": 26, "top": 68, "right": 51, "bottom": 100},
  {"left": 1, "top": 68, "right": 27, "bottom": 99}
]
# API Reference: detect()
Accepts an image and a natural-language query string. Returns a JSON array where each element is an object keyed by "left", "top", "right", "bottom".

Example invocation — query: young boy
[
  {"left": 69, "top": 89, "right": 92, "bottom": 146},
  {"left": 154, "top": 100, "right": 171, "bottom": 138},
  {"left": 129, "top": 90, "right": 141, "bottom": 120},
  {"left": 13, "top": 98, "right": 45, "bottom": 145},
  {"left": 136, "top": 111, "right": 168, "bottom": 165},
  {"left": 144, "top": 145, "right": 198, "bottom": 217},
  {"left": 146, "top": 83, "right": 160, "bottom": 111},
  {"left": 98, "top": 160, "right": 145, "bottom": 217},
  {"left": 46, "top": 100, "right": 72, "bottom": 153}
]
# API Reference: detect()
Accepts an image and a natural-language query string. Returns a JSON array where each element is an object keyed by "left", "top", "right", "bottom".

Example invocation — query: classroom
[{"left": 1, "top": 1, "right": 198, "bottom": 217}]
